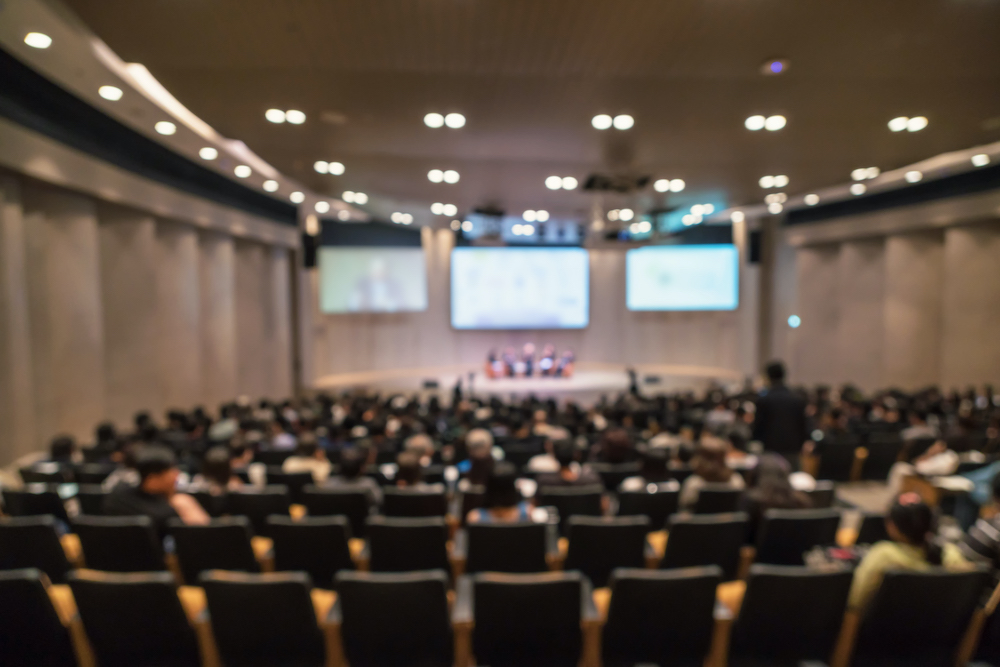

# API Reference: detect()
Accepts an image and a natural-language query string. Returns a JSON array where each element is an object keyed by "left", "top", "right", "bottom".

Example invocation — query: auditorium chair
[
  {"left": 265, "top": 468, "right": 313, "bottom": 504},
  {"left": 72, "top": 515, "right": 166, "bottom": 572},
  {"left": 366, "top": 516, "right": 450, "bottom": 573},
  {"left": 227, "top": 485, "right": 292, "bottom": 537},
  {"left": 537, "top": 484, "right": 604, "bottom": 534},
  {"left": 616, "top": 482, "right": 680, "bottom": 530},
  {"left": 805, "top": 480, "right": 837, "bottom": 508},
  {"left": 334, "top": 570, "right": 453, "bottom": 667},
  {"left": 590, "top": 462, "right": 642, "bottom": 492},
  {"left": 454, "top": 519, "right": 558, "bottom": 574},
  {"left": 254, "top": 448, "right": 294, "bottom": 467},
  {"left": 267, "top": 515, "right": 354, "bottom": 589},
  {"left": 190, "top": 490, "right": 228, "bottom": 517},
  {"left": 670, "top": 464, "right": 695, "bottom": 484},
  {"left": 728, "top": 564, "right": 853, "bottom": 666},
  {"left": 75, "top": 463, "right": 116, "bottom": 485},
  {"left": 303, "top": 486, "right": 373, "bottom": 538},
  {"left": 0, "top": 515, "right": 72, "bottom": 583},
  {"left": 754, "top": 508, "right": 841, "bottom": 566},
  {"left": 422, "top": 464, "right": 447, "bottom": 485},
  {"left": 168, "top": 517, "right": 259, "bottom": 585},
  {"left": 693, "top": 483, "right": 743, "bottom": 514},
  {"left": 19, "top": 462, "right": 72, "bottom": 485},
  {"left": 563, "top": 516, "right": 650, "bottom": 587},
  {"left": 2, "top": 484, "right": 70, "bottom": 522},
  {"left": 201, "top": 570, "right": 326, "bottom": 667},
  {"left": 863, "top": 432, "right": 905, "bottom": 480},
  {"left": 856, "top": 511, "right": 890, "bottom": 544},
  {"left": 76, "top": 484, "right": 108, "bottom": 515},
  {"left": 500, "top": 441, "right": 543, "bottom": 470},
  {"left": 68, "top": 570, "right": 201, "bottom": 667},
  {"left": 661, "top": 512, "right": 749, "bottom": 581},
  {"left": 815, "top": 436, "right": 861, "bottom": 482},
  {"left": 455, "top": 571, "right": 597, "bottom": 667},
  {"left": 454, "top": 485, "right": 485, "bottom": 525},
  {"left": 383, "top": 484, "right": 448, "bottom": 517},
  {"left": 0, "top": 568, "right": 77, "bottom": 667},
  {"left": 601, "top": 566, "right": 721, "bottom": 667},
  {"left": 851, "top": 569, "right": 990, "bottom": 667}
]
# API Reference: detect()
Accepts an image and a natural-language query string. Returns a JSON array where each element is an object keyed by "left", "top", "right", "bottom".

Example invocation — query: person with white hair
[
  {"left": 459, "top": 428, "right": 496, "bottom": 491},
  {"left": 404, "top": 433, "right": 435, "bottom": 467}
]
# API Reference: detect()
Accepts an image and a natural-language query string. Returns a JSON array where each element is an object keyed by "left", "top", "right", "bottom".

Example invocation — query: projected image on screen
[
  {"left": 627, "top": 245, "right": 739, "bottom": 311},
  {"left": 451, "top": 248, "right": 589, "bottom": 329},
  {"left": 319, "top": 247, "right": 428, "bottom": 313}
]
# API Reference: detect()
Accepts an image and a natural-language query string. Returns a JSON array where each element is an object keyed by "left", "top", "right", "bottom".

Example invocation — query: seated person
[
  {"left": 589, "top": 427, "right": 636, "bottom": 464},
  {"left": 467, "top": 463, "right": 534, "bottom": 523},
  {"left": 404, "top": 433, "right": 436, "bottom": 467},
  {"left": 679, "top": 436, "right": 746, "bottom": 510},
  {"left": 49, "top": 435, "right": 80, "bottom": 465},
  {"left": 526, "top": 427, "right": 571, "bottom": 473},
  {"left": 395, "top": 451, "right": 429, "bottom": 488},
  {"left": 960, "top": 471, "right": 1000, "bottom": 572},
  {"left": 91, "top": 422, "right": 119, "bottom": 460},
  {"left": 849, "top": 492, "right": 971, "bottom": 610},
  {"left": 187, "top": 446, "right": 244, "bottom": 495},
  {"left": 458, "top": 428, "right": 495, "bottom": 491},
  {"left": 620, "top": 446, "right": 674, "bottom": 491},
  {"left": 325, "top": 446, "right": 381, "bottom": 507},
  {"left": 887, "top": 438, "right": 960, "bottom": 498},
  {"left": 103, "top": 445, "right": 209, "bottom": 537},
  {"left": 281, "top": 433, "right": 332, "bottom": 484},
  {"left": 536, "top": 439, "right": 602, "bottom": 487},
  {"left": 101, "top": 438, "right": 141, "bottom": 491},
  {"left": 738, "top": 453, "right": 812, "bottom": 544}
]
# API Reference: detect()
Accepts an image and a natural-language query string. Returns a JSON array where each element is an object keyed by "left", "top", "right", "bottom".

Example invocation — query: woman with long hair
[
  {"left": 679, "top": 436, "right": 745, "bottom": 509},
  {"left": 739, "top": 453, "right": 811, "bottom": 543}
]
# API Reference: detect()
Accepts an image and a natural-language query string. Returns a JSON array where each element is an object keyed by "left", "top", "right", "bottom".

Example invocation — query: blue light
[
  {"left": 788, "top": 314, "right": 801, "bottom": 328},
  {"left": 770, "top": 61, "right": 783, "bottom": 74}
]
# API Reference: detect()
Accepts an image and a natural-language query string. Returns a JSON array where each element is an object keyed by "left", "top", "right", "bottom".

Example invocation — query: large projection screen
[
  {"left": 626, "top": 244, "right": 739, "bottom": 311},
  {"left": 318, "top": 247, "right": 428, "bottom": 313},
  {"left": 451, "top": 247, "right": 589, "bottom": 329}
]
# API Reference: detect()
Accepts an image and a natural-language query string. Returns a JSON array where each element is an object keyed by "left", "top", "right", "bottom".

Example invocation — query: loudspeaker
[
  {"left": 749, "top": 230, "right": 762, "bottom": 264},
  {"left": 302, "top": 232, "right": 318, "bottom": 268}
]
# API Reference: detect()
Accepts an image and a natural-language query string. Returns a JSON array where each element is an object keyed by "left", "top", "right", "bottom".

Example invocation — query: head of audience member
[
  {"left": 404, "top": 433, "right": 435, "bottom": 465},
  {"left": 201, "top": 446, "right": 233, "bottom": 489},
  {"left": 396, "top": 451, "right": 423, "bottom": 486},
  {"left": 637, "top": 446, "right": 671, "bottom": 484},
  {"left": 908, "top": 408, "right": 929, "bottom": 427},
  {"left": 746, "top": 453, "right": 809, "bottom": 510},
  {"left": 229, "top": 442, "right": 253, "bottom": 469},
  {"left": 339, "top": 447, "right": 367, "bottom": 481},
  {"left": 691, "top": 436, "right": 734, "bottom": 483},
  {"left": 483, "top": 462, "right": 522, "bottom": 510},
  {"left": 553, "top": 439, "right": 578, "bottom": 470},
  {"left": 466, "top": 428, "right": 495, "bottom": 486},
  {"left": 49, "top": 435, "right": 77, "bottom": 463},
  {"left": 764, "top": 361, "right": 787, "bottom": 387},
  {"left": 599, "top": 427, "right": 633, "bottom": 463},
  {"left": 887, "top": 492, "right": 942, "bottom": 565},
  {"left": 95, "top": 422, "right": 117, "bottom": 445},
  {"left": 294, "top": 432, "right": 323, "bottom": 459},
  {"left": 135, "top": 445, "right": 180, "bottom": 497}
]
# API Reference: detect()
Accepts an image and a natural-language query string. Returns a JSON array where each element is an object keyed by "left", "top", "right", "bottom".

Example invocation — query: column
[
  {"left": 882, "top": 231, "right": 944, "bottom": 389},
  {"left": 941, "top": 224, "right": 1000, "bottom": 388},
  {"left": 791, "top": 244, "right": 841, "bottom": 385},
  {"left": 235, "top": 240, "right": 268, "bottom": 399},
  {"left": 837, "top": 239, "right": 886, "bottom": 391},
  {"left": 199, "top": 232, "right": 237, "bottom": 412},
  {"left": 269, "top": 246, "right": 293, "bottom": 399},
  {"left": 157, "top": 221, "right": 202, "bottom": 409}
]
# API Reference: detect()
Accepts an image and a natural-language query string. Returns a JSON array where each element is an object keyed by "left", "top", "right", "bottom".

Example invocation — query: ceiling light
[
  {"left": 265, "top": 109, "right": 286, "bottom": 124},
  {"left": 669, "top": 179, "right": 685, "bottom": 192},
  {"left": 328, "top": 162, "right": 345, "bottom": 176},
  {"left": 314, "top": 161, "right": 329, "bottom": 174},
  {"left": 444, "top": 113, "right": 466, "bottom": 129},
  {"left": 745, "top": 115, "right": 766, "bottom": 131},
  {"left": 391, "top": 212, "right": 403, "bottom": 223},
  {"left": 428, "top": 169, "right": 444, "bottom": 183},
  {"left": 759, "top": 175, "right": 775, "bottom": 189},
  {"left": 703, "top": 203, "right": 715, "bottom": 214},
  {"left": 450, "top": 220, "right": 462, "bottom": 231},
  {"left": 522, "top": 224, "right": 535, "bottom": 235},
  {"left": 767, "top": 202, "right": 783, "bottom": 214},
  {"left": 343, "top": 191, "right": 356, "bottom": 203},
  {"left": 638, "top": 220, "right": 652, "bottom": 233},
  {"left": 619, "top": 208, "right": 634, "bottom": 222},
  {"left": 338, "top": 210, "right": 350, "bottom": 221},
  {"left": 98, "top": 85, "right": 123, "bottom": 101},
  {"left": 431, "top": 203, "right": 444, "bottom": 215},
  {"left": 906, "top": 116, "right": 928, "bottom": 132},
  {"left": 865, "top": 167, "right": 881, "bottom": 179},
  {"left": 629, "top": 223, "right": 640, "bottom": 234},
  {"left": 512, "top": 224, "right": 524, "bottom": 236},
  {"left": 155, "top": 121, "right": 176, "bottom": 135},
  {"left": 536, "top": 210, "right": 550, "bottom": 222},
  {"left": 546, "top": 176, "right": 563, "bottom": 190},
  {"left": 804, "top": 194, "right": 820, "bottom": 206},
  {"left": 682, "top": 214, "right": 702, "bottom": 226},
  {"left": 461, "top": 220, "right": 473, "bottom": 232},
  {"left": 24, "top": 32, "right": 52, "bottom": 49},
  {"left": 850, "top": 183, "right": 867, "bottom": 195},
  {"left": 561, "top": 176, "right": 578, "bottom": 190},
  {"left": 354, "top": 193, "right": 369, "bottom": 205},
  {"left": 788, "top": 315, "right": 802, "bottom": 329},
  {"left": 315, "top": 201, "right": 330, "bottom": 214},
  {"left": 613, "top": 114, "right": 635, "bottom": 130},
  {"left": 592, "top": 114, "right": 613, "bottom": 130},
  {"left": 402, "top": 214, "right": 413, "bottom": 225},
  {"left": 691, "top": 205, "right": 704, "bottom": 215},
  {"left": 607, "top": 209, "right": 620, "bottom": 221},
  {"left": 424, "top": 113, "right": 444, "bottom": 128},
  {"left": 234, "top": 165, "right": 252, "bottom": 178},
  {"left": 442, "top": 203, "right": 457, "bottom": 216},
  {"left": 263, "top": 180, "right": 279, "bottom": 192},
  {"left": 905, "top": 170, "right": 923, "bottom": 183},
  {"left": 888, "top": 117, "right": 909, "bottom": 132},
  {"left": 851, "top": 168, "right": 868, "bottom": 181},
  {"left": 762, "top": 58, "right": 789, "bottom": 75},
  {"left": 290, "top": 191, "right": 305, "bottom": 204},
  {"left": 731, "top": 211, "right": 745, "bottom": 223},
  {"left": 774, "top": 175, "right": 789, "bottom": 188},
  {"left": 443, "top": 170, "right": 460, "bottom": 184},
  {"left": 523, "top": 210, "right": 537, "bottom": 222},
  {"left": 765, "top": 115, "right": 787, "bottom": 131},
  {"left": 199, "top": 147, "right": 218, "bottom": 160},
  {"left": 285, "top": 110, "right": 306, "bottom": 125},
  {"left": 972, "top": 154, "right": 990, "bottom": 167},
  {"left": 654, "top": 179, "right": 670, "bottom": 193}
]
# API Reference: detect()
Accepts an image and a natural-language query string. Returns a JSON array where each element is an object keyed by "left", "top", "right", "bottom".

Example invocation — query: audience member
[
  {"left": 526, "top": 427, "right": 570, "bottom": 473},
  {"left": 395, "top": 451, "right": 426, "bottom": 487},
  {"left": 187, "top": 446, "right": 243, "bottom": 495},
  {"left": 281, "top": 433, "right": 332, "bottom": 484},
  {"left": 326, "top": 446, "right": 382, "bottom": 506},
  {"left": 679, "top": 437, "right": 745, "bottom": 510},
  {"left": 269, "top": 419, "right": 297, "bottom": 450},
  {"left": 459, "top": 428, "right": 495, "bottom": 491},
  {"left": 753, "top": 361, "right": 808, "bottom": 462},
  {"left": 887, "top": 438, "right": 960, "bottom": 499},
  {"left": 738, "top": 453, "right": 812, "bottom": 543},
  {"left": 536, "top": 439, "right": 602, "bottom": 487},
  {"left": 901, "top": 409, "right": 940, "bottom": 442},
  {"left": 404, "top": 433, "right": 435, "bottom": 467},
  {"left": 620, "top": 447, "right": 674, "bottom": 491},
  {"left": 48, "top": 435, "right": 79, "bottom": 465},
  {"left": 467, "top": 463, "right": 533, "bottom": 523},
  {"left": 960, "top": 471, "right": 1000, "bottom": 574},
  {"left": 589, "top": 427, "right": 636, "bottom": 464}
]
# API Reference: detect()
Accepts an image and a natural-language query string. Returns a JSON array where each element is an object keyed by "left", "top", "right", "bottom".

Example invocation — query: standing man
[{"left": 752, "top": 361, "right": 808, "bottom": 464}]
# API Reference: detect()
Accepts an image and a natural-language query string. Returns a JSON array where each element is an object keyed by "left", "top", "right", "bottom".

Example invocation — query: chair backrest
[
  {"left": 471, "top": 571, "right": 586, "bottom": 667},
  {"left": 805, "top": 480, "right": 836, "bottom": 508},
  {"left": 0, "top": 515, "right": 72, "bottom": 584},
  {"left": 501, "top": 442, "right": 542, "bottom": 469},
  {"left": 590, "top": 462, "right": 642, "bottom": 491},
  {"left": 267, "top": 515, "right": 353, "bottom": 589},
  {"left": 661, "top": 512, "right": 749, "bottom": 581},
  {"left": 72, "top": 515, "right": 165, "bottom": 572},
  {"left": 367, "top": 516, "right": 450, "bottom": 573},
  {"left": 303, "top": 486, "right": 372, "bottom": 537},
  {"left": 602, "top": 566, "right": 721, "bottom": 667},
  {"left": 75, "top": 463, "right": 116, "bottom": 485},
  {"left": 68, "top": 570, "right": 200, "bottom": 667},
  {"left": 336, "top": 570, "right": 452, "bottom": 667},
  {"left": 537, "top": 484, "right": 604, "bottom": 533},
  {"left": 190, "top": 490, "right": 228, "bottom": 517},
  {"left": 201, "top": 570, "right": 326, "bottom": 667},
  {"left": 816, "top": 438, "right": 860, "bottom": 481},
  {"left": 265, "top": 468, "right": 313, "bottom": 503},
  {"left": 76, "top": 484, "right": 108, "bottom": 515},
  {"left": 0, "top": 568, "right": 76, "bottom": 667},
  {"left": 458, "top": 486, "right": 485, "bottom": 525},
  {"left": 465, "top": 521, "right": 553, "bottom": 573},
  {"left": 856, "top": 512, "right": 889, "bottom": 545},
  {"left": 168, "top": 517, "right": 259, "bottom": 585},
  {"left": 382, "top": 485, "right": 448, "bottom": 517},
  {"left": 863, "top": 435, "right": 904, "bottom": 480},
  {"left": 616, "top": 485, "right": 679, "bottom": 530},
  {"left": 670, "top": 465, "right": 694, "bottom": 484},
  {"left": 853, "top": 569, "right": 991, "bottom": 667},
  {"left": 564, "top": 516, "right": 649, "bottom": 588},
  {"left": 254, "top": 448, "right": 294, "bottom": 466},
  {"left": 729, "top": 564, "right": 852, "bottom": 664},
  {"left": 226, "top": 486, "right": 291, "bottom": 537},
  {"left": 755, "top": 508, "right": 841, "bottom": 565},
  {"left": 693, "top": 483, "right": 742, "bottom": 514},
  {"left": 2, "top": 484, "right": 69, "bottom": 522},
  {"left": 19, "top": 463, "right": 72, "bottom": 485},
  {"left": 422, "top": 465, "right": 446, "bottom": 485}
]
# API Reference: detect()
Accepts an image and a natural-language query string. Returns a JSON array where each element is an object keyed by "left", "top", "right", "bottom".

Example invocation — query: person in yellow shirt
[{"left": 848, "top": 492, "right": 972, "bottom": 610}]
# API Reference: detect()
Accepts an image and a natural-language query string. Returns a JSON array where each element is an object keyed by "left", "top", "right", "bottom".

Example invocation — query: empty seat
[
  {"left": 335, "top": 570, "right": 453, "bottom": 667},
  {"left": 815, "top": 438, "right": 860, "bottom": 482},
  {"left": 590, "top": 462, "right": 642, "bottom": 491},
  {"left": 75, "top": 463, "right": 116, "bottom": 485},
  {"left": 72, "top": 515, "right": 165, "bottom": 572},
  {"left": 755, "top": 508, "right": 841, "bottom": 566},
  {"left": 693, "top": 483, "right": 742, "bottom": 514},
  {"left": 267, "top": 515, "right": 354, "bottom": 589},
  {"left": 805, "top": 480, "right": 836, "bottom": 508},
  {"left": 201, "top": 570, "right": 326, "bottom": 667},
  {"left": 382, "top": 485, "right": 448, "bottom": 517},
  {"left": 2, "top": 484, "right": 70, "bottom": 522},
  {"left": 661, "top": 512, "right": 749, "bottom": 581},
  {"left": 169, "top": 517, "right": 259, "bottom": 585},
  {"left": 863, "top": 433, "right": 905, "bottom": 480},
  {"left": 459, "top": 520, "right": 556, "bottom": 573},
  {"left": 616, "top": 484, "right": 679, "bottom": 531},
  {"left": 602, "top": 566, "right": 721, "bottom": 667},
  {"left": 68, "top": 570, "right": 200, "bottom": 667},
  {"left": 0, "top": 516, "right": 72, "bottom": 583},
  {"left": 856, "top": 511, "right": 890, "bottom": 544},
  {"left": 76, "top": 484, "right": 108, "bottom": 515},
  {"left": 852, "top": 569, "right": 990, "bottom": 667},
  {"left": 537, "top": 484, "right": 604, "bottom": 534},
  {"left": 303, "top": 486, "right": 372, "bottom": 538},
  {"left": 564, "top": 516, "right": 649, "bottom": 588},
  {"left": 227, "top": 485, "right": 291, "bottom": 537},
  {"left": 728, "top": 564, "right": 853, "bottom": 667},
  {"left": 367, "top": 516, "right": 450, "bottom": 573},
  {"left": 0, "top": 568, "right": 77, "bottom": 667},
  {"left": 265, "top": 468, "right": 313, "bottom": 504},
  {"left": 459, "top": 571, "right": 595, "bottom": 667}
]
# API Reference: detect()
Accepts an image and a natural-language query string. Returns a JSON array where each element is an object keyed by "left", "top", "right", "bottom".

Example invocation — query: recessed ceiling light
[
  {"left": 669, "top": 179, "right": 685, "bottom": 192},
  {"left": 315, "top": 201, "right": 330, "bottom": 214},
  {"left": 654, "top": 179, "right": 670, "bottom": 193},
  {"left": 888, "top": 116, "right": 909, "bottom": 132},
  {"left": 703, "top": 204, "right": 715, "bottom": 214},
  {"left": 523, "top": 210, "right": 537, "bottom": 222},
  {"left": 638, "top": 221, "right": 652, "bottom": 233},
  {"left": 443, "top": 170, "right": 460, "bottom": 184},
  {"left": 561, "top": 176, "right": 578, "bottom": 190},
  {"left": 428, "top": 169, "right": 444, "bottom": 183},
  {"left": 745, "top": 115, "right": 766, "bottom": 131},
  {"left": 338, "top": 210, "right": 351, "bottom": 221},
  {"left": 764, "top": 115, "right": 786, "bottom": 131},
  {"left": 767, "top": 202, "right": 783, "bottom": 214},
  {"left": 444, "top": 113, "right": 466, "bottom": 129},
  {"left": 865, "top": 167, "right": 881, "bottom": 179},
  {"left": 391, "top": 212, "right": 402, "bottom": 223},
  {"left": 328, "top": 162, "right": 345, "bottom": 176},
  {"left": 155, "top": 121, "right": 176, "bottom": 135},
  {"left": 607, "top": 209, "right": 620, "bottom": 221},
  {"left": 24, "top": 32, "right": 52, "bottom": 49},
  {"left": 804, "top": 194, "right": 820, "bottom": 206},
  {"left": 762, "top": 58, "right": 789, "bottom": 75},
  {"left": 774, "top": 175, "right": 789, "bottom": 188},
  {"left": 759, "top": 176, "right": 776, "bottom": 189},
  {"left": 285, "top": 110, "right": 306, "bottom": 125},
  {"left": 619, "top": 208, "right": 634, "bottom": 222},
  {"left": 431, "top": 202, "right": 444, "bottom": 215},
  {"left": 613, "top": 114, "right": 634, "bottom": 130},
  {"left": 592, "top": 114, "right": 613, "bottom": 130},
  {"left": 788, "top": 315, "right": 801, "bottom": 328},
  {"left": 450, "top": 220, "right": 462, "bottom": 231},
  {"left": 851, "top": 168, "right": 868, "bottom": 181},
  {"left": 905, "top": 170, "right": 923, "bottom": 183},
  {"left": 442, "top": 203, "right": 457, "bottom": 216},
  {"left": 522, "top": 224, "right": 535, "bottom": 235},
  {"left": 850, "top": 183, "right": 867, "bottom": 195},
  {"left": 906, "top": 116, "right": 928, "bottom": 132},
  {"left": 98, "top": 85, "right": 123, "bottom": 101},
  {"left": 265, "top": 108, "right": 286, "bottom": 124},
  {"left": 354, "top": 193, "right": 369, "bottom": 205},
  {"left": 461, "top": 220, "right": 473, "bottom": 232},
  {"left": 424, "top": 113, "right": 444, "bottom": 128},
  {"left": 314, "top": 161, "right": 329, "bottom": 174},
  {"left": 972, "top": 153, "right": 991, "bottom": 167},
  {"left": 199, "top": 147, "right": 218, "bottom": 160},
  {"left": 234, "top": 165, "right": 252, "bottom": 178},
  {"left": 536, "top": 210, "right": 550, "bottom": 222},
  {"left": 731, "top": 211, "right": 745, "bottom": 223},
  {"left": 263, "top": 180, "right": 279, "bottom": 192},
  {"left": 546, "top": 176, "right": 563, "bottom": 190},
  {"left": 290, "top": 191, "right": 305, "bottom": 204},
  {"left": 343, "top": 191, "right": 356, "bottom": 203},
  {"left": 402, "top": 214, "right": 413, "bottom": 225}
]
